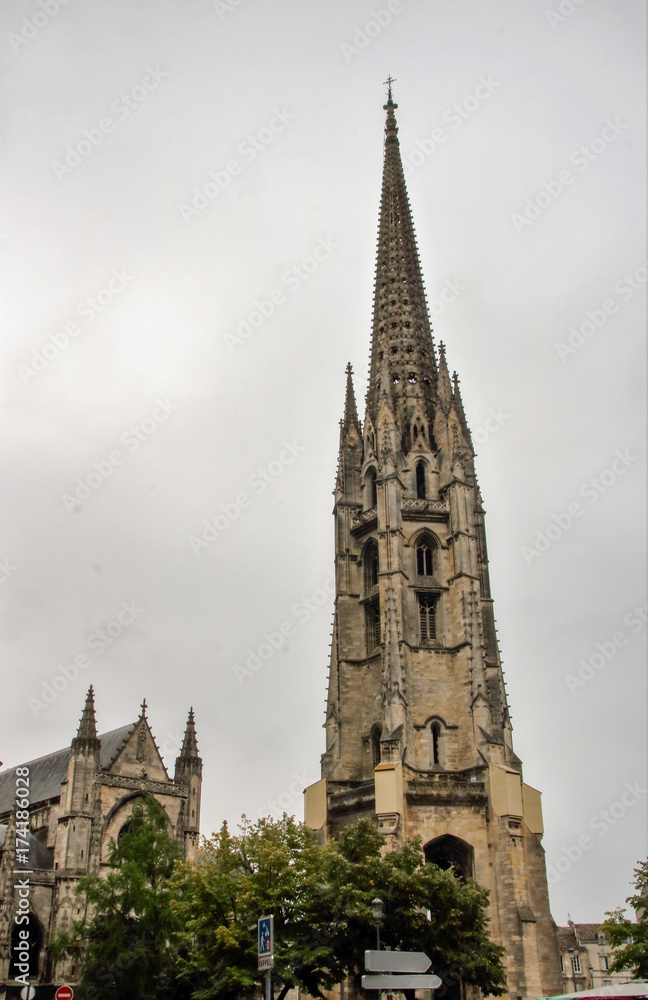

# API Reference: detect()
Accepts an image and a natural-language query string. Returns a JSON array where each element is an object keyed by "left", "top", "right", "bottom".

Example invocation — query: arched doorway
[
  {"left": 424, "top": 833, "right": 474, "bottom": 881},
  {"left": 9, "top": 912, "right": 42, "bottom": 981}
]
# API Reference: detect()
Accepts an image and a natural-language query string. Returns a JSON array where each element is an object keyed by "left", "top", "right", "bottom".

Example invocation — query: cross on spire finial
[{"left": 384, "top": 75, "right": 396, "bottom": 101}]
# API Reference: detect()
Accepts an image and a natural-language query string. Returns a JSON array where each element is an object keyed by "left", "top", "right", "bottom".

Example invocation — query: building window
[
  {"left": 431, "top": 723, "right": 441, "bottom": 766},
  {"left": 418, "top": 594, "right": 437, "bottom": 642},
  {"left": 598, "top": 933, "right": 606, "bottom": 946},
  {"left": 560, "top": 956, "right": 564, "bottom": 973},
  {"left": 371, "top": 726, "right": 382, "bottom": 768},
  {"left": 601, "top": 956, "right": 610, "bottom": 971},
  {"left": 416, "top": 461, "right": 426, "bottom": 499},
  {"left": 571, "top": 956, "right": 582, "bottom": 974},
  {"left": 365, "top": 467, "right": 377, "bottom": 508},
  {"left": 366, "top": 601, "right": 381, "bottom": 651},
  {"left": 416, "top": 538, "right": 434, "bottom": 576},
  {"left": 365, "top": 541, "right": 379, "bottom": 590}
]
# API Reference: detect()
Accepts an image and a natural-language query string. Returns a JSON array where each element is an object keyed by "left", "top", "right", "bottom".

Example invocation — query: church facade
[
  {"left": 0, "top": 688, "right": 201, "bottom": 998},
  {"left": 304, "top": 87, "right": 563, "bottom": 1000}
]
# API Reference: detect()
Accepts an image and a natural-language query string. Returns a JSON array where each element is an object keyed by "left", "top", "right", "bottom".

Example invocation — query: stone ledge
[
  {"left": 97, "top": 772, "right": 186, "bottom": 797},
  {"left": 327, "top": 781, "right": 375, "bottom": 816}
]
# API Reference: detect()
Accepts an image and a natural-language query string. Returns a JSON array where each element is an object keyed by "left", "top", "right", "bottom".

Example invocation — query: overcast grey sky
[{"left": 1, "top": 0, "right": 646, "bottom": 926}]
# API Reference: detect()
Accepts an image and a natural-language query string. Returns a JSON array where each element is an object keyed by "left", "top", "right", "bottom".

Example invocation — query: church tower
[{"left": 304, "top": 85, "right": 563, "bottom": 1000}]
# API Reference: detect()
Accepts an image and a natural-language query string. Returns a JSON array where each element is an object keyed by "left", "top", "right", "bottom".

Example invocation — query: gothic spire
[
  {"left": 335, "top": 363, "right": 363, "bottom": 502},
  {"left": 437, "top": 341, "right": 452, "bottom": 413},
  {"left": 367, "top": 85, "right": 437, "bottom": 427},
  {"left": 452, "top": 370, "right": 472, "bottom": 445},
  {"left": 179, "top": 708, "right": 200, "bottom": 759},
  {"left": 342, "top": 362, "right": 360, "bottom": 435},
  {"left": 72, "top": 686, "right": 100, "bottom": 753}
]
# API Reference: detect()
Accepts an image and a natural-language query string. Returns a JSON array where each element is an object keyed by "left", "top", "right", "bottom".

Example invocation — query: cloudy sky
[{"left": 1, "top": 0, "right": 645, "bottom": 926}]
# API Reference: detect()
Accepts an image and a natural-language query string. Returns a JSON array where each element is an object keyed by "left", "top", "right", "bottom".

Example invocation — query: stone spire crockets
[
  {"left": 367, "top": 85, "right": 437, "bottom": 431},
  {"left": 343, "top": 361, "right": 361, "bottom": 435},
  {"left": 72, "top": 686, "right": 100, "bottom": 754},
  {"left": 178, "top": 708, "right": 200, "bottom": 760},
  {"left": 174, "top": 709, "right": 202, "bottom": 844}
]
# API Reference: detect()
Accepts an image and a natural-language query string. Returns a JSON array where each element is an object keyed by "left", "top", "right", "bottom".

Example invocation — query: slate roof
[
  {"left": 574, "top": 923, "right": 605, "bottom": 941},
  {"left": 557, "top": 923, "right": 605, "bottom": 946},
  {"left": 0, "top": 724, "right": 134, "bottom": 816}
]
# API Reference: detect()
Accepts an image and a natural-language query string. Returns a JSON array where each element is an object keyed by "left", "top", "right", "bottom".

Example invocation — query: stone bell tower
[{"left": 304, "top": 84, "right": 563, "bottom": 1000}]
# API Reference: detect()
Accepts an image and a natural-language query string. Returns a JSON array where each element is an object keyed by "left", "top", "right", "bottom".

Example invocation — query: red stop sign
[{"left": 56, "top": 988, "right": 74, "bottom": 1000}]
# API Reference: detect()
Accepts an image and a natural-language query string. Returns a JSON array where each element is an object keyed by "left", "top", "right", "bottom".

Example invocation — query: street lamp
[{"left": 371, "top": 897, "right": 384, "bottom": 950}]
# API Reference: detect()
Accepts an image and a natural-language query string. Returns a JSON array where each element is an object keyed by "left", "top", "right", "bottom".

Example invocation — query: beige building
[
  {"left": 0, "top": 687, "right": 201, "bottom": 998},
  {"left": 304, "top": 86, "right": 563, "bottom": 1000},
  {"left": 557, "top": 921, "right": 632, "bottom": 994}
]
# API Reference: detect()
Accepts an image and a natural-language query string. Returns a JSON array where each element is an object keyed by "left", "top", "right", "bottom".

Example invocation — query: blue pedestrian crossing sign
[{"left": 258, "top": 914, "right": 274, "bottom": 970}]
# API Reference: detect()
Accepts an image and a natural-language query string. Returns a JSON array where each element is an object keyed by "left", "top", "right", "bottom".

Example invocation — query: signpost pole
[{"left": 265, "top": 969, "right": 271, "bottom": 1000}]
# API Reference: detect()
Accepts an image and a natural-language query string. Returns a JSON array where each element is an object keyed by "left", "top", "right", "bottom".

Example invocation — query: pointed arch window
[
  {"left": 418, "top": 593, "right": 437, "bottom": 642},
  {"left": 365, "top": 467, "right": 377, "bottom": 508},
  {"left": 431, "top": 722, "right": 442, "bottom": 766},
  {"left": 366, "top": 600, "right": 381, "bottom": 652},
  {"left": 371, "top": 725, "right": 382, "bottom": 768},
  {"left": 416, "top": 461, "right": 426, "bottom": 499},
  {"left": 365, "top": 541, "right": 379, "bottom": 591},
  {"left": 416, "top": 537, "right": 434, "bottom": 577}
]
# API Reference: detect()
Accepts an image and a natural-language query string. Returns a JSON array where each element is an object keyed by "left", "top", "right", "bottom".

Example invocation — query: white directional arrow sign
[
  {"left": 365, "top": 950, "right": 432, "bottom": 973},
  {"left": 362, "top": 974, "right": 442, "bottom": 990},
  {"left": 363, "top": 951, "right": 442, "bottom": 990}
]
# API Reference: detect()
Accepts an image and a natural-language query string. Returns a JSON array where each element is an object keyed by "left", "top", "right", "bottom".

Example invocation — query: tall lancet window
[
  {"left": 418, "top": 593, "right": 437, "bottom": 642},
  {"left": 365, "top": 541, "right": 379, "bottom": 591},
  {"left": 431, "top": 722, "right": 441, "bottom": 766},
  {"left": 366, "top": 600, "right": 381, "bottom": 652},
  {"left": 371, "top": 725, "right": 382, "bottom": 768},
  {"left": 416, "top": 461, "right": 426, "bottom": 499},
  {"left": 416, "top": 537, "right": 434, "bottom": 577},
  {"left": 365, "top": 467, "right": 377, "bottom": 508}
]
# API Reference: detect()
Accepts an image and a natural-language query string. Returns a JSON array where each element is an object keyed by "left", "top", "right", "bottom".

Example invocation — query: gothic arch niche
[
  {"left": 362, "top": 538, "right": 379, "bottom": 592},
  {"left": 424, "top": 834, "right": 474, "bottom": 881},
  {"left": 428, "top": 719, "right": 446, "bottom": 768},
  {"left": 370, "top": 725, "right": 382, "bottom": 769},
  {"left": 414, "top": 530, "right": 439, "bottom": 578},
  {"left": 101, "top": 793, "right": 171, "bottom": 863},
  {"left": 415, "top": 459, "right": 427, "bottom": 498},
  {"left": 364, "top": 466, "right": 377, "bottom": 509},
  {"left": 411, "top": 415, "right": 428, "bottom": 448},
  {"left": 9, "top": 912, "right": 42, "bottom": 981}
]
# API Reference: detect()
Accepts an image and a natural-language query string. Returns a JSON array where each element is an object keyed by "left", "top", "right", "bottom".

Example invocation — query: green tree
[
  {"left": 50, "top": 796, "right": 182, "bottom": 1000},
  {"left": 172, "top": 814, "right": 506, "bottom": 1000},
  {"left": 601, "top": 859, "right": 648, "bottom": 979}
]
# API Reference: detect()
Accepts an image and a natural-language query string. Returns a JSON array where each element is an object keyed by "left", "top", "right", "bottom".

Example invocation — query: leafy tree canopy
[
  {"left": 172, "top": 814, "right": 506, "bottom": 1000},
  {"left": 601, "top": 859, "right": 648, "bottom": 979},
  {"left": 49, "top": 796, "right": 181, "bottom": 1000}
]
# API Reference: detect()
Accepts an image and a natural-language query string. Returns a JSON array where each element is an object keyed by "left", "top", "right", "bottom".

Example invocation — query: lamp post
[{"left": 371, "top": 897, "right": 384, "bottom": 951}]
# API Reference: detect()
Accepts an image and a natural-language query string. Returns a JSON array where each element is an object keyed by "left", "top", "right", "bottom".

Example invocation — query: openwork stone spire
[
  {"left": 367, "top": 86, "right": 437, "bottom": 427},
  {"left": 72, "top": 686, "right": 100, "bottom": 754},
  {"left": 178, "top": 708, "right": 200, "bottom": 760},
  {"left": 342, "top": 362, "right": 360, "bottom": 435}
]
